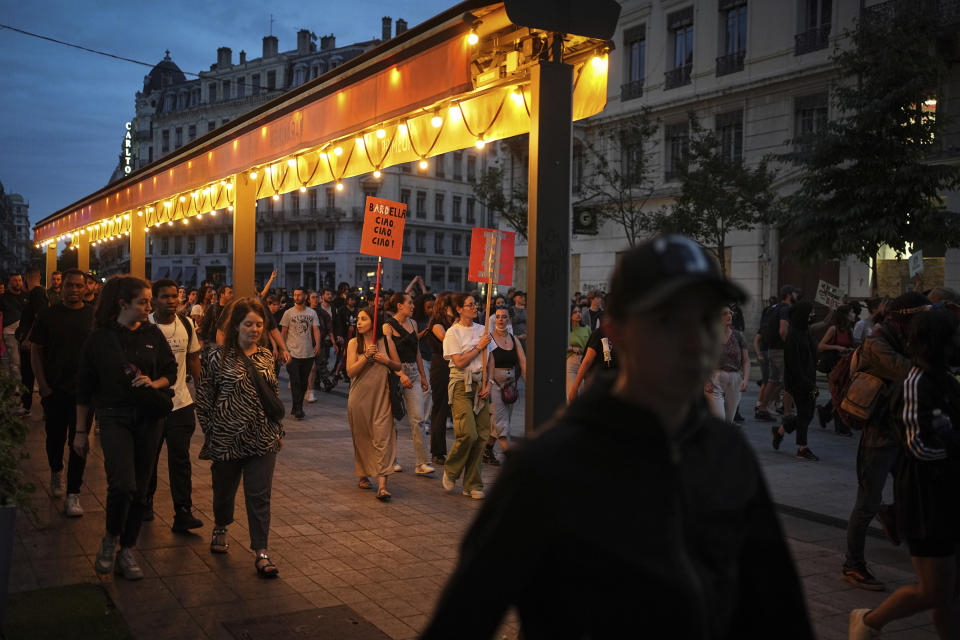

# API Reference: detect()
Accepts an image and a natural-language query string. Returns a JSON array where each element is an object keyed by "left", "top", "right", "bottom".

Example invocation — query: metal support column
[
  {"left": 524, "top": 58, "right": 573, "bottom": 435},
  {"left": 233, "top": 173, "right": 257, "bottom": 296},
  {"left": 130, "top": 212, "right": 146, "bottom": 278},
  {"left": 45, "top": 244, "right": 57, "bottom": 287},
  {"left": 77, "top": 232, "right": 89, "bottom": 273}
]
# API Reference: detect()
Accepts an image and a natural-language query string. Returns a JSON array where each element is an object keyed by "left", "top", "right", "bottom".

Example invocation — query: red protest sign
[
  {"left": 360, "top": 196, "right": 406, "bottom": 260},
  {"left": 468, "top": 228, "right": 516, "bottom": 286}
]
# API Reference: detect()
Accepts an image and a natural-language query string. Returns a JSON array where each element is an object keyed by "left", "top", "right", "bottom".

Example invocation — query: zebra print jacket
[{"left": 197, "top": 345, "right": 284, "bottom": 461}]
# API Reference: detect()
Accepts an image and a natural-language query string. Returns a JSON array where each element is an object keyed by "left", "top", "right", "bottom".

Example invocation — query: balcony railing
[
  {"left": 620, "top": 79, "right": 644, "bottom": 101},
  {"left": 794, "top": 24, "right": 831, "bottom": 56},
  {"left": 716, "top": 51, "right": 745, "bottom": 77},
  {"left": 664, "top": 64, "right": 692, "bottom": 90}
]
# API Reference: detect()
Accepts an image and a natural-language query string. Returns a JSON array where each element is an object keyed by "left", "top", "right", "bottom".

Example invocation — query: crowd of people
[{"left": 2, "top": 234, "right": 958, "bottom": 638}]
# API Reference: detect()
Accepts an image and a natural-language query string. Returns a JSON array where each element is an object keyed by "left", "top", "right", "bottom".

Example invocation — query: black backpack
[{"left": 759, "top": 304, "right": 781, "bottom": 347}]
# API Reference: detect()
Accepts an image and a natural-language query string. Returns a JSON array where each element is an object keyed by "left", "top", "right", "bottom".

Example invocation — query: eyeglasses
[{"left": 462, "top": 303, "right": 477, "bottom": 308}]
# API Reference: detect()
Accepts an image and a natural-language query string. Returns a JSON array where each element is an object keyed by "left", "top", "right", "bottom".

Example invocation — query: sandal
[
  {"left": 210, "top": 527, "right": 229, "bottom": 554},
  {"left": 358, "top": 477, "right": 372, "bottom": 490},
  {"left": 255, "top": 553, "right": 279, "bottom": 578},
  {"left": 375, "top": 488, "right": 392, "bottom": 501}
]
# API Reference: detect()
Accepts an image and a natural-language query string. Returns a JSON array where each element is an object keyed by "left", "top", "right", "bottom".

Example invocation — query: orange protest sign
[
  {"left": 360, "top": 196, "right": 406, "bottom": 259},
  {"left": 468, "top": 228, "right": 516, "bottom": 286}
]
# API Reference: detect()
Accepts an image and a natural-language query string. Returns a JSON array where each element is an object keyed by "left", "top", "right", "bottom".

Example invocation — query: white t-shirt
[
  {"left": 149, "top": 313, "right": 201, "bottom": 411},
  {"left": 443, "top": 322, "right": 496, "bottom": 376},
  {"left": 281, "top": 306, "right": 319, "bottom": 359}
]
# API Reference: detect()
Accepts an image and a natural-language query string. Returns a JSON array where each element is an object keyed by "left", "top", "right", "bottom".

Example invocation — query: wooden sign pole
[
  {"left": 480, "top": 235, "right": 497, "bottom": 390},
  {"left": 372, "top": 256, "right": 383, "bottom": 343}
]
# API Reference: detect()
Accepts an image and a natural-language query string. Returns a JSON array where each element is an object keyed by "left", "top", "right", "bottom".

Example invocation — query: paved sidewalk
[{"left": 6, "top": 372, "right": 938, "bottom": 639}]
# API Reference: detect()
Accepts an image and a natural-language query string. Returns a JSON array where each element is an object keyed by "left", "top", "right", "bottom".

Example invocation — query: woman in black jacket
[
  {"left": 73, "top": 275, "right": 177, "bottom": 581},
  {"left": 772, "top": 301, "right": 819, "bottom": 461}
]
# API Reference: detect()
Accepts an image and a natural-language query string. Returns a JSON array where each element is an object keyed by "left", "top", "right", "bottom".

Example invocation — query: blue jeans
[{"left": 845, "top": 438, "right": 900, "bottom": 568}]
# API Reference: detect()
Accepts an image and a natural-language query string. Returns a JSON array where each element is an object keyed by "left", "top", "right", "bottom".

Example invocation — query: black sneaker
[
  {"left": 842, "top": 564, "right": 885, "bottom": 591},
  {"left": 876, "top": 505, "right": 901, "bottom": 547},
  {"left": 171, "top": 507, "right": 203, "bottom": 533},
  {"left": 771, "top": 426, "right": 784, "bottom": 450},
  {"left": 431, "top": 455, "right": 446, "bottom": 466},
  {"left": 796, "top": 447, "right": 819, "bottom": 461},
  {"left": 733, "top": 410, "right": 745, "bottom": 424},
  {"left": 817, "top": 405, "right": 831, "bottom": 429},
  {"left": 481, "top": 446, "right": 500, "bottom": 466}
]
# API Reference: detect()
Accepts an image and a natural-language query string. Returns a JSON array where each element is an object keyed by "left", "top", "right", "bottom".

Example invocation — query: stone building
[
  {"left": 102, "top": 17, "right": 485, "bottom": 292},
  {"left": 0, "top": 182, "right": 30, "bottom": 274}
]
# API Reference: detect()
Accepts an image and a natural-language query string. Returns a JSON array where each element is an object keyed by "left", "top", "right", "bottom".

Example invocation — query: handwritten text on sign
[
  {"left": 360, "top": 196, "right": 406, "bottom": 260},
  {"left": 468, "top": 228, "right": 516, "bottom": 286},
  {"left": 814, "top": 279, "right": 843, "bottom": 310}
]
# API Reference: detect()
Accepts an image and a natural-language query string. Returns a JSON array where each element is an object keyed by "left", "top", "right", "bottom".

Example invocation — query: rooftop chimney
[
  {"left": 262, "top": 35, "right": 278, "bottom": 58},
  {"left": 239, "top": 50, "right": 246, "bottom": 64},
  {"left": 396, "top": 18, "right": 408, "bottom": 35},
  {"left": 382, "top": 16, "right": 392, "bottom": 41},
  {"left": 297, "top": 29, "right": 313, "bottom": 55},
  {"left": 320, "top": 34, "right": 336, "bottom": 50},
  {"left": 217, "top": 47, "right": 232, "bottom": 69}
]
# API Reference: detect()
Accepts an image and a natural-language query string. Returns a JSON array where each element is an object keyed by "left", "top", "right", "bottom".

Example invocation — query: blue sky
[{"left": 0, "top": 0, "right": 453, "bottom": 227}]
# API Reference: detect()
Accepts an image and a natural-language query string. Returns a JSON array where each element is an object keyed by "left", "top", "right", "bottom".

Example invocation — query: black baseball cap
[{"left": 607, "top": 234, "right": 748, "bottom": 318}]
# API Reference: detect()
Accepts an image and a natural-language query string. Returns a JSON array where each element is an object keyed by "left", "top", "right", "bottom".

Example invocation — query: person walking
[
  {"left": 196, "top": 297, "right": 284, "bottom": 578},
  {"left": 1, "top": 274, "right": 27, "bottom": 389},
  {"left": 705, "top": 306, "right": 750, "bottom": 423},
  {"left": 421, "top": 235, "right": 812, "bottom": 639},
  {"left": 771, "top": 301, "right": 820, "bottom": 461},
  {"left": 441, "top": 294, "right": 495, "bottom": 500},
  {"left": 144, "top": 278, "right": 204, "bottom": 532},
  {"left": 756, "top": 286, "right": 798, "bottom": 421},
  {"left": 484, "top": 306, "right": 526, "bottom": 465},
  {"left": 816, "top": 304, "right": 857, "bottom": 434},
  {"left": 280, "top": 287, "right": 320, "bottom": 419},
  {"left": 198, "top": 284, "right": 233, "bottom": 345},
  {"left": 74, "top": 275, "right": 177, "bottom": 580},
  {"left": 17, "top": 267, "right": 49, "bottom": 415},
  {"left": 425, "top": 294, "right": 454, "bottom": 466},
  {"left": 46, "top": 270, "right": 63, "bottom": 306},
  {"left": 346, "top": 307, "right": 402, "bottom": 500},
  {"left": 383, "top": 292, "right": 434, "bottom": 475},
  {"left": 842, "top": 292, "right": 929, "bottom": 592},
  {"left": 850, "top": 309, "right": 960, "bottom": 640},
  {"left": 30, "top": 269, "right": 94, "bottom": 516},
  {"left": 566, "top": 306, "right": 591, "bottom": 402}
]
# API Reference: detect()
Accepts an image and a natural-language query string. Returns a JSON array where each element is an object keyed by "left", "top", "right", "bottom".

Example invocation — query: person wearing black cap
[{"left": 421, "top": 235, "right": 813, "bottom": 640}]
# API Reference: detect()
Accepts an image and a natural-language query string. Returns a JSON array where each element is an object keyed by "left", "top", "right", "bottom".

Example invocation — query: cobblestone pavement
[{"left": 6, "top": 373, "right": 939, "bottom": 639}]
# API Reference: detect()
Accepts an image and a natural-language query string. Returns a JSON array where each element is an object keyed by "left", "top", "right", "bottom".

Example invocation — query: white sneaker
[
  {"left": 50, "top": 471, "right": 65, "bottom": 498},
  {"left": 414, "top": 464, "right": 435, "bottom": 475},
  {"left": 462, "top": 489, "right": 485, "bottom": 500},
  {"left": 64, "top": 493, "right": 83, "bottom": 517},
  {"left": 393, "top": 460, "right": 403, "bottom": 472},
  {"left": 115, "top": 548, "right": 144, "bottom": 580},
  {"left": 94, "top": 534, "right": 118, "bottom": 574},
  {"left": 441, "top": 471, "right": 456, "bottom": 491},
  {"left": 849, "top": 609, "right": 880, "bottom": 639},
  {"left": 307, "top": 390, "right": 316, "bottom": 403}
]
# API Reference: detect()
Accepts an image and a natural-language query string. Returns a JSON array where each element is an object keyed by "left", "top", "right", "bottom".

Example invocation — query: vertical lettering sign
[
  {"left": 468, "top": 228, "right": 516, "bottom": 286},
  {"left": 123, "top": 122, "right": 133, "bottom": 174},
  {"left": 360, "top": 196, "right": 406, "bottom": 260}
]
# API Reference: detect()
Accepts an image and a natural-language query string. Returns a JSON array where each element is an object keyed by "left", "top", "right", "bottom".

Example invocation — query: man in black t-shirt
[
  {"left": 30, "top": 269, "right": 95, "bottom": 516},
  {"left": 1, "top": 273, "right": 28, "bottom": 384},
  {"left": 18, "top": 267, "right": 49, "bottom": 413},
  {"left": 755, "top": 285, "right": 798, "bottom": 420}
]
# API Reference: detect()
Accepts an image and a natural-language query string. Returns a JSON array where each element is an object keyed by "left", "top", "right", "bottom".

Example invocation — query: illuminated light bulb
[
  {"left": 272, "top": 194, "right": 280, "bottom": 201},
  {"left": 335, "top": 182, "right": 344, "bottom": 191},
  {"left": 431, "top": 115, "right": 443, "bottom": 128},
  {"left": 182, "top": 218, "right": 189, "bottom": 225},
  {"left": 225, "top": 183, "right": 232, "bottom": 190},
  {"left": 191, "top": 191, "right": 198, "bottom": 198},
  {"left": 34, "top": 244, "right": 39, "bottom": 249},
  {"left": 250, "top": 171, "right": 258, "bottom": 179},
  {"left": 333, "top": 146, "right": 343, "bottom": 156},
  {"left": 398, "top": 123, "right": 408, "bottom": 136},
  {"left": 179, "top": 196, "right": 186, "bottom": 202},
  {"left": 197, "top": 213, "right": 203, "bottom": 219},
  {"left": 299, "top": 186, "right": 307, "bottom": 193},
  {"left": 373, "top": 169, "right": 381, "bottom": 178},
  {"left": 137, "top": 210, "right": 143, "bottom": 217},
  {"left": 211, "top": 210, "right": 217, "bottom": 216},
  {"left": 287, "top": 158, "right": 297, "bottom": 168},
  {"left": 220, "top": 180, "right": 227, "bottom": 187},
  {"left": 164, "top": 201, "right": 172, "bottom": 208},
  {"left": 148, "top": 206, "right": 154, "bottom": 212},
  {"left": 123, "top": 213, "right": 130, "bottom": 220},
  {"left": 202, "top": 188, "right": 210, "bottom": 195},
  {"left": 925, "top": 98, "right": 938, "bottom": 107},
  {"left": 475, "top": 138, "right": 486, "bottom": 149},
  {"left": 449, "top": 105, "right": 460, "bottom": 118},
  {"left": 228, "top": 206, "right": 234, "bottom": 212},
  {"left": 125, "top": 231, "right": 130, "bottom": 236},
  {"left": 510, "top": 90, "right": 524, "bottom": 106},
  {"left": 355, "top": 137, "right": 364, "bottom": 146},
  {"left": 80, "top": 230, "right": 84, "bottom": 235},
  {"left": 591, "top": 55, "right": 605, "bottom": 69},
  {"left": 168, "top": 221, "right": 174, "bottom": 227},
  {"left": 155, "top": 222, "right": 161, "bottom": 228},
  {"left": 419, "top": 159, "right": 428, "bottom": 170},
  {"left": 467, "top": 31, "right": 479, "bottom": 45},
  {"left": 376, "top": 128, "right": 386, "bottom": 138}
]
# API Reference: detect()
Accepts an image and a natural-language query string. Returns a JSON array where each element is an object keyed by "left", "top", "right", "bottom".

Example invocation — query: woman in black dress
[{"left": 424, "top": 294, "right": 454, "bottom": 466}]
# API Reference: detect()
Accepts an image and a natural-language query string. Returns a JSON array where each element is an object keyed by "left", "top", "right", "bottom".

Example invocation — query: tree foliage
[
  {"left": 473, "top": 163, "right": 528, "bottom": 240},
  {"left": 653, "top": 115, "right": 780, "bottom": 275},
  {"left": 782, "top": 1, "right": 960, "bottom": 264},
  {"left": 576, "top": 108, "right": 660, "bottom": 248}
]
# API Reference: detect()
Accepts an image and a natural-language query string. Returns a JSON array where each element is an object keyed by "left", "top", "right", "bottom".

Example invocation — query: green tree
[
  {"left": 653, "top": 114, "right": 780, "bottom": 275},
  {"left": 575, "top": 108, "right": 660, "bottom": 248},
  {"left": 472, "top": 163, "right": 528, "bottom": 239},
  {"left": 782, "top": 1, "right": 960, "bottom": 265}
]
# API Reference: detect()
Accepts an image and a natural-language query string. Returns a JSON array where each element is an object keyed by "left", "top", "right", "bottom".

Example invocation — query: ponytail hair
[{"left": 94, "top": 275, "right": 150, "bottom": 328}]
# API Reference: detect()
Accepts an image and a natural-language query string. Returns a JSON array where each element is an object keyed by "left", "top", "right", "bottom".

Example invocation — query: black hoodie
[{"left": 421, "top": 373, "right": 813, "bottom": 640}]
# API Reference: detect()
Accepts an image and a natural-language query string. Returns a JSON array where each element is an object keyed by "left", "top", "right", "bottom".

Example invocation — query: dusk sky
[{"left": 0, "top": 0, "right": 453, "bottom": 230}]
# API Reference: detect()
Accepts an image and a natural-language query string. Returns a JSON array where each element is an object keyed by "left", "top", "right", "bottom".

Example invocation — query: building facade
[
  {"left": 499, "top": 0, "right": 959, "bottom": 329},
  {"left": 0, "top": 182, "right": 31, "bottom": 275},
  {"left": 103, "top": 17, "right": 488, "bottom": 292}
]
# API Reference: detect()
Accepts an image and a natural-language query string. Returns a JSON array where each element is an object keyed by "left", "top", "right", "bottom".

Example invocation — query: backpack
[
  {"left": 832, "top": 344, "right": 885, "bottom": 431},
  {"left": 177, "top": 313, "right": 195, "bottom": 344},
  {"left": 759, "top": 304, "right": 781, "bottom": 347}
]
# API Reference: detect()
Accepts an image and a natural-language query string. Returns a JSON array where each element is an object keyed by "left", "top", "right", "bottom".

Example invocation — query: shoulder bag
[
  {"left": 110, "top": 329, "right": 173, "bottom": 419},
  {"left": 239, "top": 349, "right": 285, "bottom": 422}
]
